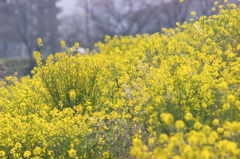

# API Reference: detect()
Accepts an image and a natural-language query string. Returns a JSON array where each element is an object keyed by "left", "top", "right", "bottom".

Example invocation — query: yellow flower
[
  {"left": 15, "top": 142, "right": 22, "bottom": 149},
  {"left": 69, "top": 89, "right": 76, "bottom": 100},
  {"left": 133, "top": 138, "right": 143, "bottom": 147},
  {"left": 190, "top": 11, "right": 196, "bottom": 16},
  {"left": 102, "top": 151, "right": 110, "bottom": 158},
  {"left": 223, "top": 103, "right": 230, "bottom": 110},
  {"left": 161, "top": 113, "right": 174, "bottom": 125},
  {"left": 179, "top": 0, "right": 184, "bottom": 2},
  {"left": 228, "top": 95, "right": 236, "bottom": 103},
  {"left": 33, "top": 51, "right": 42, "bottom": 66},
  {"left": 5, "top": 76, "right": 13, "bottom": 81},
  {"left": 225, "top": 141, "right": 238, "bottom": 154},
  {"left": 0, "top": 151, "right": 6, "bottom": 157},
  {"left": 201, "top": 149, "right": 212, "bottom": 159},
  {"left": 142, "top": 145, "right": 148, "bottom": 151},
  {"left": 74, "top": 42, "right": 80, "bottom": 48},
  {"left": 104, "top": 35, "right": 111, "bottom": 42},
  {"left": 148, "top": 138, "right": 155, "bottom": 146},
  {"left": 190, "top": 18, "right": 194, "bottom": 22},
  {"left": 37, "top": 38, "right": 44, "bottom": 47},
  {"left": 194, "top": 122, "right": 202, "bottom": 130},
  {"left": 202, "top": 125, "right": 211, "bottom": 134},
  {"left": 60, "top": 40, "right": 66, "bottom": 48},
  {"left": 217, "top": 127, "right": 224, "bottom": 133},
  {"left": 33, "top": 147, "right": 42, "bottom": 155},
  {"left": 223, "top": 131, "right": 231, "bottom": 137},
  {"left": 68, "top": 48, "right": 73, "bottom": 54},
  {"left": 231, "top": 3, "right": 237, "bottom": 8},
  {"left": 24, "top": 151, "right": 32, "bottom": 158},
  {"left": 172, "top": 155, "right": 181, "bottom": 159},
  {"left": 175, "top": 120, "right": 185, "bottom": 130},
  {"left": 184, "top": 112, "right": 193, "bottom": 120},
  {"left": 237, "top": 44, "right": 240, "bottom": 51},
  {"left": 218, "top": 82, "right": 228, "bottom": 90},
  {"left": 68, "top": 148, "right": 77, "bottom": 158},
  {"left": 218, "top": 5, "right": 224, "bottom": 8},
  {"left": 130, "top": 147, "right": 142, "bottom": 157},
  {"left": 158, "top": 133, "right": 168, "bottom": 143},
  {"left": 212, "top": 119, "right": 220, "bottom": 126}
]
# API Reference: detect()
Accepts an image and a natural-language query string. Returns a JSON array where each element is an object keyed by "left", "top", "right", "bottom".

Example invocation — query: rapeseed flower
[
  {"left": 60, "top": 40, "right": 66, "bottom": 48},
  {"left": 23, "top": 151, "right": 31, "bottom": 158},
  {"left": 212, "top": 119, "right": 220, "bottom": 126},
  {"left": 33, "top": 147, "right": 42, "bottom": 155},
  {"left": 158, "top": 134, "right": 168, "bottom": 143},
  {"left": 184, "top": 112, "right": 193, "bottom": 120},
  {"left": 190, "top": 11, "right": 196, "bottom": 16},
  {"left": 102, "top": 151, "right": 110, "bottom": 158},
  {"left": 175, "top": 120, "right": 185, "bottom": 130},
  {"left": 68, "top": 148, "right": 77, "bottom": 158},
  {"left": 0, "top": 5, "right": 240, "bottom": 159},
  {"left": 0, "top": 151, "right": 6, "bottom": 157},
  {"left": 161, "top": 113, "right": 174, "bottom": 125},
  {"left": 37, "top": 38, "right": 44, "bottom": 47},
  {"left": 228, "top": 94, "right": 236, "bottom": 103}
]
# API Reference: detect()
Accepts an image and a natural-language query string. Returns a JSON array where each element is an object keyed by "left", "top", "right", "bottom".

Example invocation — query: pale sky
[{"left": 57, "top": 0, "right": 78, "bottom": 17}]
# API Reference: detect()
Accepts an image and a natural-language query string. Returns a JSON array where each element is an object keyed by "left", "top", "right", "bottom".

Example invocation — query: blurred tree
[
  {"left": 156, "top": 0, "right": 193, "bottom": 28},
  {"left": 0, "top": 0, "right": 18, "bottom": 58},
  {"left": 59, "top": 14, "right": 87, "bottom": 48},
  {"left": 0, "top": 0, "right": 60, "bottom": 74},
  {"left": 62, "top": 0, "right": 159, "bottom": 48},
  {"left": 57, "top": 0, "right": 200, "bottom": 48},
  {"left": 59, "top": 0, "right": 239, "bottom": 49}
]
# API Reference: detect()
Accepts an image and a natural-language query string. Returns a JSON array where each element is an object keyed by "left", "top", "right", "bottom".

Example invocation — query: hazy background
[
  {"left": 57, "top": 0, "right": 78, "bottom": 16},
  {"left": 0, "top": 0, "right": 239, "bottom": 75}
]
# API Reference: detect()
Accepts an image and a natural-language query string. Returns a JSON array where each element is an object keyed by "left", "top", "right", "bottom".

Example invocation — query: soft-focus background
[{"left": 0, "top": 0, "right": 239, "bottom": 76}]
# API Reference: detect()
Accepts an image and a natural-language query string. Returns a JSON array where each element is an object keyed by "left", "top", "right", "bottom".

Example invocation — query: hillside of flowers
[{"left": 0, "top": 2, "right": 239, "bottom": 159}]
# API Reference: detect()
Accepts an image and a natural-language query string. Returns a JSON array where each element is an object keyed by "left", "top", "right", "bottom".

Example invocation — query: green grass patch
[{"left": 1, "top": 58, "right": 30, "bottom": 74}]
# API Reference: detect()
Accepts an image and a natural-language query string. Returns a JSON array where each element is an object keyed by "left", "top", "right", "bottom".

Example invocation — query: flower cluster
[
  {"left": 0, "top": 2, "right": 239, "bottom": 159},
  {"left": 131, "top": 119, "right": 240, "bottom": 159}
]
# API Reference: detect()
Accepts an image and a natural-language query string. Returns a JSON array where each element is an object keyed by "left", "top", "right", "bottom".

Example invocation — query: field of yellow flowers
[{"left": 0, "top": 2, "right": 240, "bottom": 159}]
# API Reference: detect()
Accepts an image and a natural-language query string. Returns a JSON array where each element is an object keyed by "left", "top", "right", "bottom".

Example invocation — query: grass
[{"left": 0, "top": 58, "right": 30, "bottom": 77}]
